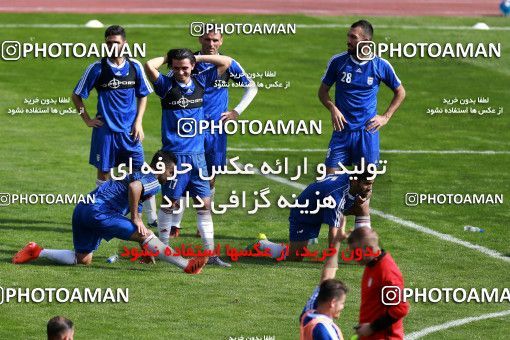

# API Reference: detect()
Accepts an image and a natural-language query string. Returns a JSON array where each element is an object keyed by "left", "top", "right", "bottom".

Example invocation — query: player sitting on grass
[
  {"left": 250, "top": 172, "right": 373, "bottom": 261},
  {"left": 12, "top": 150, "right": 207, "bottom": 274},
  {"left": 300, "top": 223, "right": 349, "bottom": 340}
]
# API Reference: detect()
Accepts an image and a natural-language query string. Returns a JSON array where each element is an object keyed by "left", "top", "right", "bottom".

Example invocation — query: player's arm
[
  {"left": 318, "top": 83, "right": 346, "bottom": 131},
  {"left": 72, "top": 63, "right": 103, "bottom": 128},
  {"left": 195, "top": 54, "right": 232, "bottom": 76},
  {"left": 132, "top": 96, "right": 147, "bottom": 141},
  {"left": 366, "top": 84, "right": 406, "bottom": 132},
  {"left": 128, "top": 181, "right": 149, "bottom": 236},
  {"left": 71, "top": 93, "right": 102, "bottom": 128},
  {"left": 144, "top": 56, "right": 166, "bottom": 83},
  {"left": 357, "top": 274, "right": 409, "bottom": 337},
  {"left": 320, "top": 221, "right": 347, "bottom": 283},
  {"left": 221, "top": 61, "right": 258, "bottom": 122}
]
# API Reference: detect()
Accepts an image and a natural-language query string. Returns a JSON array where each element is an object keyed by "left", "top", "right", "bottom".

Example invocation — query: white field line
[
  {"left": 232, "top": 161, "right": 510, "bottom": 264},
  {"left": 0, "top": 23, "right": 509, "bottom": 31},
  {"left": 228, "top": 147, "right": 510, "bottom": 155},
  {"left": 405, "top": 309, "right": 510, "bottom": 339}
]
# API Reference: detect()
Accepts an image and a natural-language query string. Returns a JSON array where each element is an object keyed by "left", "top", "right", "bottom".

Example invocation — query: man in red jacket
[{"left": 347, "top": 227, "right": 409, "bottom": 339}]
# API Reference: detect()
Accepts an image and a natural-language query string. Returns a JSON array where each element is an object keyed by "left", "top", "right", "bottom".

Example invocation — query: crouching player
[
  {"left": 300, "top": 223, "right": 349, "bottom": 339},
  {"left": 12, "top": 150, "right": 207, "bottom": 274},
  {"left": 253, "top": 172, "right": 374, "bottom": 261}
]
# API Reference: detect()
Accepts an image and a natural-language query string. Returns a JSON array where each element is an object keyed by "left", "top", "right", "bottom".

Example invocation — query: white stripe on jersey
[
  {"left": 74, "top": 61, "right": 100, "bottom": 95},
  {"left": 321, "top": 321, "right": 341, "bottom": 339},
  {"left": 333, "top": 186, "right": 349, "bottom": 227},
  {"left": 321, "top": 52, "right": 347, "bottom": 82},
  {"left": 379, "top": 57, "right": 402, "bottom": 86},
  {"left": 143, "top": 181, "right": 160, "bottom": 192},
  {"left": 130, "top": 58, "right": 154, "bottom": 94}
]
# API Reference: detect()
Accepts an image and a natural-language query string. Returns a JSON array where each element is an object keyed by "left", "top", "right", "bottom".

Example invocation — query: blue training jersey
[
  {"left": 194, "top": 56, "right": 251, "bottom": 122},
  {"left": 322, "top": 52, "right": 401, "bottom": 131},
  {"left": 289, "top": 174, "right": 355, "bottom": 227},
  {"left": 73, "top": 58, "right": 153, "bottom": 133},
  {"left": 153, "top": 66, "right": 218, "bottom": 154},
  {"left": 89, "top": 172, "right": 160, "bottom": 215}
]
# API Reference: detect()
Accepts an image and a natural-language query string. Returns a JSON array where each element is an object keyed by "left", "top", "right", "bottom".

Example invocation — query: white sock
[
  {"left": 157, "top": 209, "right": 173, "bottom": 245},
  {"left": 142, "top": 234, "right": 188, "bottom": 269},
  {"left": 355, "top": 216, "right": 371, "bottom": 229},
  {"left": 143, "top": 196, "right": 158, "bottom": 223},
  {"left": 40, "top": 249, "right": 76, "bottom": 265},
  {"left": 172, "top": 197, "right": 185, "bottom": 229},
  {"left": 197, "top": 210, "right": 214, "bottom": 251},
  {"left": 259, "top": 240, "right": 286, "bottom": 259},
  {"left": 95, "top": 179, "right": 106, "bottom": 187},
  {"left": 210, "top": 187, "right": 216, "bottom": 201}
]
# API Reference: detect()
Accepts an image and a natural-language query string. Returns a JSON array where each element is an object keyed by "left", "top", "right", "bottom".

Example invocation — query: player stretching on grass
[
  {"left": 12, "top": 150, "right": 208, "bottom": 274},
  {"left": 318, "top": 20, "right": 405, "bottom": 229},
  {"left": 251, "top": 172, "right": 374, "bottom": 261},
  {"left": 71, "top": 25, "right": 158, "bottom": 228},
  {"left": 145, "top": 48, "right": 232, "bottom": 267}
]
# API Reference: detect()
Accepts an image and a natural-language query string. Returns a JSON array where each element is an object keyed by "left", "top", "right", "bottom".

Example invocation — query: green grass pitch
[{"left": 0, "top": 13, "right": 509, "bottom": 339}]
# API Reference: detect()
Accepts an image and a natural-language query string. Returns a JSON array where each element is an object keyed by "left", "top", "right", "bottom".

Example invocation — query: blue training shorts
[
  {"left": 89, "top": 124, "right": 144, "bottom": 173},
  {"left": 72, "top": 203, "right": 137, "bottom": 254},
  {"left": 204, "top": 131, "right": 228, "bottom": 176},
  {"left": 325, "top": 129, "right": 379, "bottom": 168},
  {"left": 161, "top": 153, "right": 211, "bottom": 200}
]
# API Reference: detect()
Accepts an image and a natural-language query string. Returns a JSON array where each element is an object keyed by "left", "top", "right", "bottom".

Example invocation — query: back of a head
[
  {"left": 347, "top": 226, "right": 378, "bottom": 248},
  {"left": 47, "top": 316, "right": 74, "bottom": 340},
  {"left": 150, "top": 149, "right": 177, "bottom": 169},
  {"left": 317, "top": 279, "right": 349, "bottom": 305}
]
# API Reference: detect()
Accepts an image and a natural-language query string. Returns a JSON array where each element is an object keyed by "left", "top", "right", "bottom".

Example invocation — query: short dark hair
[
  {"left": 104, "top": 25, "right": 126, "bottom": 39},
  {"left": 351, "top": 20, "right": 373, "bottom": 40},
  {"left": 150, "top": 150, "right": 177, "bottom": 170},
  {"left": 166, "top": 48, "right": 196, "bottom": 68},
  {"left": 47, "top": 316, "right": 73, "bottom": 340},
  {"left": 317, "top": 279, "right": 348, "bottom": 305}
]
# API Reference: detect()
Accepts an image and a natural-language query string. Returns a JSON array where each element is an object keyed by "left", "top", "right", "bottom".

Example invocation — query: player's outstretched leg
[
  {"left": 13, "top": 242, "right": 76, "bottom": 265},
  {"left": 141, "top": 233, "right": 208, "bottom": 274}
]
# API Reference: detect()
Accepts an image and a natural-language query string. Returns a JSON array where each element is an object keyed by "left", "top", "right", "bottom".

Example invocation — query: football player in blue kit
[
  {"left": 252, "top": 172, "right": 374, "bottom": 262},
  {"left": 145, "top": 48, "right": 232, "bottom": 267},
  {"left": 171, "top": 29, "right": 258, "bottom": 239},
  {"left": 317, "top": 20, "right": 405, "bottom": 230},
  {"left": 71, "top": 25, "right": 159, "bottom": 228},
  {"left": 12, "top": 150, "right": 208, "bottom": 274}
]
